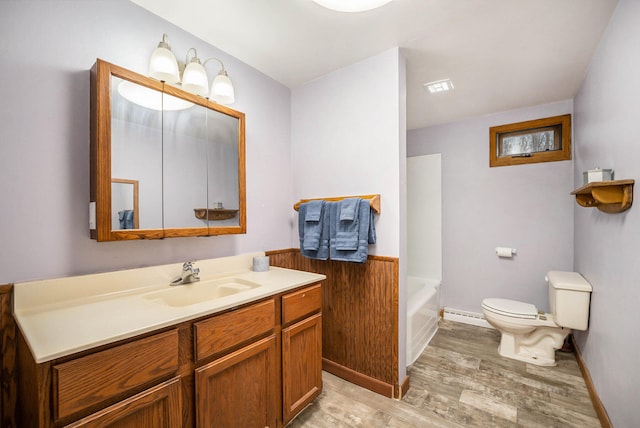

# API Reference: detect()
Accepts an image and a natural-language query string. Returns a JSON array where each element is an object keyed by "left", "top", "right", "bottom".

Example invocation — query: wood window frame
[{"left": 489, "top": 114, "right": 571, "bottom": 167}]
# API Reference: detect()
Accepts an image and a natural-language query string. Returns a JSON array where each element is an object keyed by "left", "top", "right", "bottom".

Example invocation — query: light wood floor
[{"left": 289, "top": 320, "right": 601, "bottom": 427}]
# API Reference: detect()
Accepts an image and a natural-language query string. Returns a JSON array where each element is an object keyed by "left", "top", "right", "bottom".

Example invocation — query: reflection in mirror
[
  {"left": 112, "top": 77, "right": 241, "bottom": 230},
  {"left": 161, "top": 92, "right": 241, "bottom": 229},
  {"left": 205, "top": 107, "right": 240, "bottom": 227},
  {"left": 163, "top": 95, "right": 209, "bottom": 229},
  {"left": 111, "top": 179, "right": 139, "bottom": 230},
  {"left": 117, "top": 80, "right": 193, "bottom": 111},
  {"left": 111, "top": 75, "right": 163, "bottom": 230}
]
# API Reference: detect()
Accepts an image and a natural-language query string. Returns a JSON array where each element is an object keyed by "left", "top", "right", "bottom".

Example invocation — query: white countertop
[{"left": 13, "top": 253, "right": 325, "bottom": 363}]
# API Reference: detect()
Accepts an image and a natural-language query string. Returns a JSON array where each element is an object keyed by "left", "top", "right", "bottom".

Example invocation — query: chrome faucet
[{"left": 171, "top": 260, "right": 200, "bottom": 285}]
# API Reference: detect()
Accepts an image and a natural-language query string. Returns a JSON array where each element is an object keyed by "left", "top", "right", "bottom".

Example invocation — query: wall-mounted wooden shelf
[
  {"left": 194, "top": 208, "right": 239, "bottom": 221},
  {"left": 293, "top": 194, "right": 381, "bottom": 214},
  {"left": 571, "top": 179, "right": 634, "bottom": 213}
]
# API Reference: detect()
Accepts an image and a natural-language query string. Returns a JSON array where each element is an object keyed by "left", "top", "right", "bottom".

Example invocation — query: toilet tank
[{"left": 547, "top": 271, "right": 592, "bottom": 330}]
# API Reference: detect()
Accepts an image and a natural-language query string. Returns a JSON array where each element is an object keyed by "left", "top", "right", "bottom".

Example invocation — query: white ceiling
[{"left": 131, "top": 0, "right": 618, "bottom": 130}]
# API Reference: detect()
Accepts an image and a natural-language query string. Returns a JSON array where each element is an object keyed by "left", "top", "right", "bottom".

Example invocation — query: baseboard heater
[{"left": 442, "top": 307, "right": 493, "bottom": 329}]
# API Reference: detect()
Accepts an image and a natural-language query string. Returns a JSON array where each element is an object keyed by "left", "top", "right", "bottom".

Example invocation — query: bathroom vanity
[{"left": 13, "top": 254, "right": 324, "bottom": 427}]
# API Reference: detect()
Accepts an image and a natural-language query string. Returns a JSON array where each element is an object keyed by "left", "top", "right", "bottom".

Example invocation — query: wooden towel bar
[{"left": 293, "top": 194, "right": 380, "bottom": 214}]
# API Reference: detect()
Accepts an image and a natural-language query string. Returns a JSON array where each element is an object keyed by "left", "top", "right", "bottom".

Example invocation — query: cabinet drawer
[
  {"left": 194, "top": 298, "right": 275, "bottom": 361},
  {"left": 282, "top": 283, "right": 322, "bottom": 325},
  {"left": 54, "top": 329, "right": 179, "bottom": 420}
]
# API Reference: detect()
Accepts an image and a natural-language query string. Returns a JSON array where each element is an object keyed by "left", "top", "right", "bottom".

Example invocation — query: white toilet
[{"left": 482, "top": 271, "right": 592, "bottom": 366}]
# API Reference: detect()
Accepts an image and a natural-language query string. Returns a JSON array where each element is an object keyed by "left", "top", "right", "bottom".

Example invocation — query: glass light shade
[
  {"left": 148, "top": 46, "right": 180, "bottom": 84},
  {"left": 210, "top": 72, "right": 235, "bottom": 104},
  {"left": 312, "top": 0, "right": 393, "bottom": 12},
  {"left": 181, "top": 61, "right": 209, "bottom": 96}
]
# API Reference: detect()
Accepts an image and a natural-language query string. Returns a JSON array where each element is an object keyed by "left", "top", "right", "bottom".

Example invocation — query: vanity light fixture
[
  {"left": 148, "top": 33, "right": 180, "bottom": 84},
  {"left": 181, "top": 48, "right": 209, "bottom": 96},
  {"left": 204, "top": 58, "right": 235, "bottom": 104},
  {"left": 148, "top": 33, "right": 235, "bottom": 104},
  {"left": 312, "top": 0, "right": 393, "bottom": 12},
  {"left": 423, "top": 78, "right": 455, "bottom": 94}
]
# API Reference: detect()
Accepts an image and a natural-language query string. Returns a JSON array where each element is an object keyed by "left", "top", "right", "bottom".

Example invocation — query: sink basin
[{"left": 143, "top": 278, "right": 261, "bottom": 307}]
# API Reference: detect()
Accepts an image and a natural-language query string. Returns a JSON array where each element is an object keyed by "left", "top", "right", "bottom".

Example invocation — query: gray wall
[
  {"left": 291, "top": 48, "right": 405, "bottom": 258},
  {"left": 407, "top": 100, "right": 574, "bottom": 313},
  {"left": 573, "top": 0, "right": 640, "bottom": 425},
  {"left": 0, "top": 0, "right": 293, "bottom": 283},
  {"left": 291, "top": 47, "right": 408, "bottom": 380}
]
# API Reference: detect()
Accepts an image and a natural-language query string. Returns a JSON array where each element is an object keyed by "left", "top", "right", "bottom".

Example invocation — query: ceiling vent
[{"left": 424, "top": 79, "right": 454, "bottom": 94}]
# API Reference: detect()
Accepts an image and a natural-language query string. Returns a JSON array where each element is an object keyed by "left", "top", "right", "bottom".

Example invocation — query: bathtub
[{"left": 406, "top": 276, "right": 440, "bottom": 366}]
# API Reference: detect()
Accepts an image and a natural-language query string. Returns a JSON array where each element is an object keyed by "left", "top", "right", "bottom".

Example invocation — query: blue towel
[
  {"left": 118, "top": 211, "right": 126, "bottom": 229},
  {"left": 329, "top": 198, "right": 376, "bottom": 263},
  {"left": 119, "top": 210, "right": 135, "bottom": 229},
  {"left": 298, "top": 201, "right": 329, "bottom": 260},
  {"left": 301, "top": 200, "right": 324, "bottom": 250},
  {"left": 367, "top": 208, "right": 376, "bottom": 245},
  {"left": 305, "top": 200, "right": 323, "bottom": 222},
  {"left": 339, "top": 198, "right": 359, "bottom": 221},
  {"left": 335, "top": 198, "right": 360, "bottom": 250},
  {"left": 125, "top": 210, "right": 135, "bottom": 229}
]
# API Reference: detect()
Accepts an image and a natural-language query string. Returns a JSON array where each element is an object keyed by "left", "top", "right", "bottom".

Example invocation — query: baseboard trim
[
  {"left": 569, "top": 334, "right": 612, "bottom": 428},
  {"left": 322, "top": 358, "right": 394, "bottom": 398},
  {"left": 397, "top": 375, "right": 410, "bottom": 399}
]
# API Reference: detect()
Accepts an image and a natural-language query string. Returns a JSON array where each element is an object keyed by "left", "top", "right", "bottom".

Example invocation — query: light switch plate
[{"left": 89, "top": 202, "right": 96, "bottom": 230}]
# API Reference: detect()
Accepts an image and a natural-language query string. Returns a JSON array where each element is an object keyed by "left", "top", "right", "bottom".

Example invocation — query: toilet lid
[{"left": 482, "top": 298, "right": 538, "bottom": 320}]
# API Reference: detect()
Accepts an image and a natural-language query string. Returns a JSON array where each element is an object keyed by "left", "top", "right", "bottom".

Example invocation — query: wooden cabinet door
[
  {"left": 65, "top": 377, "right": 181, "bottom": 427},
  {"left": 195, "top": 335, "right": 278, "bottom": 428},
  {"left": 282, "top": 313, "right": 322, "bottom": 424}
]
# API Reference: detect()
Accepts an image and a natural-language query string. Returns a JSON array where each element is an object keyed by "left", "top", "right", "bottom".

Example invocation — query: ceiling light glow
[
  {"left": 424, "top": 79, "right": 455, "bottom": 93},
  {"left": 312, "top": 0, "right": 393, "bottom": 13}
]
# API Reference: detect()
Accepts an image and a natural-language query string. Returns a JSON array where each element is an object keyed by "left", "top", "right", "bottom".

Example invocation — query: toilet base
[{"left": 496, "top": 327, "right": 569, "bottom": 366}]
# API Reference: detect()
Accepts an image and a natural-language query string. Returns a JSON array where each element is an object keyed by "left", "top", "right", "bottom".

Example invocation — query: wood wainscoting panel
[
  {"left": 267, "top": 249, "right": 399, "bottom": 397},
  {"left": 1, "top": 284, "right": 17, "bottom": 428}
]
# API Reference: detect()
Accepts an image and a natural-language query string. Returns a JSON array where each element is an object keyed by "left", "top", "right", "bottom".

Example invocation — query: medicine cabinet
[{"left": 90, "top": 59, "right": 246, "bottom": 241}]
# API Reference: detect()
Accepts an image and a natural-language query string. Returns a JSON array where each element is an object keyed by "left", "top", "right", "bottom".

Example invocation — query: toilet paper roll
[
  {"left": 252, "top": 256, "right": 270, "bottom": 272},
  {"left": 496, "top": 247, "right": 516, "bottom": 258}
]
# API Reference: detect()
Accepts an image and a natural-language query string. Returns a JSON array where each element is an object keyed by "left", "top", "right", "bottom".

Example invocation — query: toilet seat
[{"left": 482, "top": 298, "right": 538, "bottom": 320}]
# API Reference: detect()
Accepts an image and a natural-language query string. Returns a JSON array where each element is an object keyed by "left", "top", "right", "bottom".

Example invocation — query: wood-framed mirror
[
  {"left": 90, "top": 59, "right": 246, "bottom": 241},
  {"left": 111, "top": 178, "right": 139, "bottom": 230}
]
